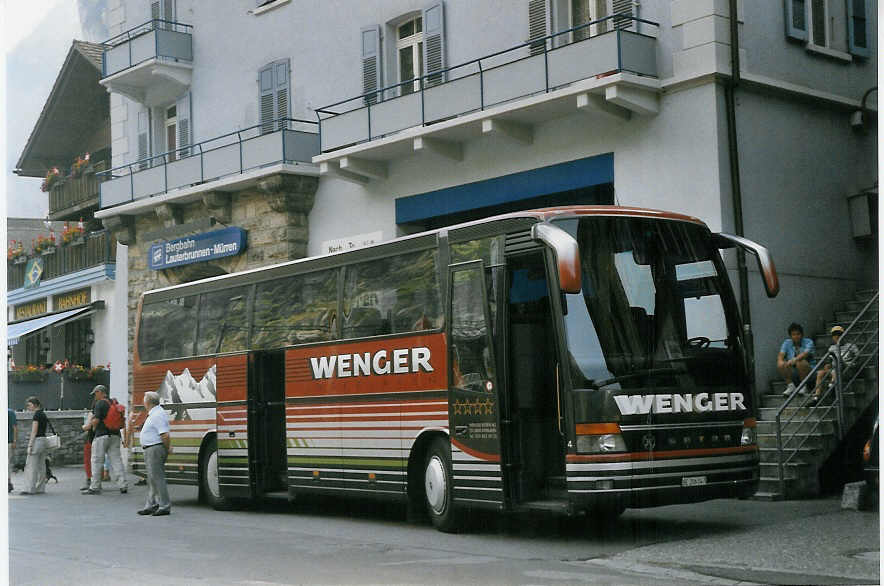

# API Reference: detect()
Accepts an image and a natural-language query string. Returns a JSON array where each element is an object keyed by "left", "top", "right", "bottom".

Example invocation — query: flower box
[
  {"left": 69, "top": 237, "right": 85, "bottom": 246},
  {"left": 40, "top": 246, "right": 57, "bottom": 256},
  {"left": 13, "top": 256, "right": 27, "bottom": 264}
]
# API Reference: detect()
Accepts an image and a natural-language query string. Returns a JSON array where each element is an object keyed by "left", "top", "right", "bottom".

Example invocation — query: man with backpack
[{"left": 83, "top": 385, "right": 128, "bottom": 495}]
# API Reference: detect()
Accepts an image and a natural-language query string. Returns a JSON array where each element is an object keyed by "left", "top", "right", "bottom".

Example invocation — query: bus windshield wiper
[{"left": 596, "top": 367, "right": 678, "bottom": 389}]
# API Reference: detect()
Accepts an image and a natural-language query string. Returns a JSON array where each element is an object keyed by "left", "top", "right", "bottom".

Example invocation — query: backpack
[{"left": 103, "top": 398, "right": 125, "bottom": 432}]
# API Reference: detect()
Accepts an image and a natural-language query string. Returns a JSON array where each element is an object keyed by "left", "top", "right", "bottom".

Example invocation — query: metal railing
[
  {"left": 48, "top": 161, "right": 107, "bottom": 217},
  {"left": 98, "top": 117, "right": 319, "bottom": 208},
  {"left": 7, "top": 231, "right": 117, "bottom": 291},
  {"left": 101, "top": 18, "right": 193, "bottom": 78},
  {"left": 775, "top": 292, "right": 879, "bottom": 494},
  {"left": 315, "top": 14, "right": 658, "bottom": 153}
]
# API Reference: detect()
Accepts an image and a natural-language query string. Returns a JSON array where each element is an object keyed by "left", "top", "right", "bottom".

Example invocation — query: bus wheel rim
[
  {"left": 207, "top": 450, "right": 220, "bottom": 499},
  {"left": 425, "top": 455, "right": 447, "bottom": 515}
]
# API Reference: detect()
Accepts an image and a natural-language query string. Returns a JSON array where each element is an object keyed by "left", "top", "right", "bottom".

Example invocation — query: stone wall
[
  {"left": 11, "top": 410, "right": 90, "bottom": 469},
  {"left": 104, "top": 172, "right": 318, "bottom": 399}
]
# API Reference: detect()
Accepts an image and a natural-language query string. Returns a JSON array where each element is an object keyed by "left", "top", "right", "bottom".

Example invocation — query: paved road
[{"left": 9, "top": 466, "right": 879, "bottom": 585}]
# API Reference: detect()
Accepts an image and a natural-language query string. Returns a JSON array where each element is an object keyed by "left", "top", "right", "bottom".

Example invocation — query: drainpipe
[{"left": 724, "top": 0, "right": 754, "bottom": 390}]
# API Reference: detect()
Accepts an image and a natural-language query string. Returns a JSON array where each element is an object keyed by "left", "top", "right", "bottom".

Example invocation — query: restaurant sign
[
  {"left": 54, "top": 288, "right": 91, "bottom": 311},
  {"left": 149, "top": 227, "right": 247, "bottom": 270},
  {"left": 15, "top": 298, "right": 48, "bottom": 320}
]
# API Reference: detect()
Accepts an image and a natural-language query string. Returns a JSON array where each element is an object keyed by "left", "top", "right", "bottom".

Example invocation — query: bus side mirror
[
  {"left": 532, "top": 223, "right": 581, "bottom": 294},
  {"left": 713, "top": 233, "right": 780, "bottom": 298}
]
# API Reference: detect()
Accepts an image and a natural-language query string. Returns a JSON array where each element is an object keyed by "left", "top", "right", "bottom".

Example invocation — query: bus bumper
[{"left": 565, "top": 450, "right": 759, "bottom": 510}]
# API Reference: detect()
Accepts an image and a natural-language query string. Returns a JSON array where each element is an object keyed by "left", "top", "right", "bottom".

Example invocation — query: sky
[{"left": 4, "top": 0, "right": 108, "bottom": 219}]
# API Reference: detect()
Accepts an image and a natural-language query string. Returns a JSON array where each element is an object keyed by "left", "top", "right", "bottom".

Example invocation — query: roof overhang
[{"left": 15, "top": 41, "right": 109, "bottom": 177}]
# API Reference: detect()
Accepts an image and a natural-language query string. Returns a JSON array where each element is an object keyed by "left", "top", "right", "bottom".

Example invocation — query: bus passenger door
[
  {"left": 247, "top": 350, "right": 288, "bottom": 496},
  {"left": 447, "top": 261, "right": 505, "bottom": 508}
]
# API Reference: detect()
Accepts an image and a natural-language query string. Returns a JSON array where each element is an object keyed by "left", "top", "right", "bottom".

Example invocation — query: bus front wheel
[
  {"left": 200, "top": 435, "right": 233, "bottom": 510},
  {"left": 424, "top": 438, "right": 459, "bottom": 532}
]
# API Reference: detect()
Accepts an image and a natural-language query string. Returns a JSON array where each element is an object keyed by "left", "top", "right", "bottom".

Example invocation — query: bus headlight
[
  {"left": 576, "top": 423, "right": 626, "bottom": 454},
  {"left": 741, "top": 418, "right": 757, "bottom": 446}
]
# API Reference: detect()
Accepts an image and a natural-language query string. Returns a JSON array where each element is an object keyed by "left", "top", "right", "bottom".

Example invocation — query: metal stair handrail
[{"left": 775, "top": 292, "right": 879, "bottom": 495}]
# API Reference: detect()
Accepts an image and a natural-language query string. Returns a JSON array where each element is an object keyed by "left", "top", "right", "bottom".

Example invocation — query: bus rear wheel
[
  {"left": 200, "top": 435, "right": 233, "bottom": 510},
  {"left": 424, "top": 438, "right": 459, "bottom": 532}
]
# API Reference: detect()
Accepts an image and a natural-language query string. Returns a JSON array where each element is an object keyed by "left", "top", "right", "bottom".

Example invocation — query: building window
[
  {"left": 165, "top": 104, "right": 178, "bottom": 162},
  {"left": 24, "top": 331, "right": 49, "bottom": 367},
  {"left": 571, "top": 0, "right": 609, "bottom": 42},
  {"left": 65, "top": 319, "right": 91, "bottom": 368},
  {"left": 786, "top": 0, "right": 866, "bottom": 58},
  {"left": 397, "top": 15, "right": 423, "bottom": 95}
]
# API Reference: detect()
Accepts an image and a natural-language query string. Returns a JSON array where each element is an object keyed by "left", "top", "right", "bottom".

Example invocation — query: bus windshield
[{"left": 555, "top": 216, "right": 746, "bottom": 392}]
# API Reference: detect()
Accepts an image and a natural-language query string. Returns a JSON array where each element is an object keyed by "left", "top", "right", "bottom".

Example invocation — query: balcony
[
  {"left": 100, "top": 19, "right": 193, "bottom": 107},
  {"left": 48, "top": 161, "right": 108, "bottom": 220},
  {"left": 7, "top": 231, "right": 116, "bottom": 292},
  {"left": 314, "top": 16, "right": 659, "bottom": 183},
  {"left": 98, "top": 118, "right": 319, "bottom": 211}
]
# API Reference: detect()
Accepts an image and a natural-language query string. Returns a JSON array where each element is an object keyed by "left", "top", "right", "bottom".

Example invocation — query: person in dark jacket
[{"left": 21, "top": 397, "right": 48, "bottom": 495}]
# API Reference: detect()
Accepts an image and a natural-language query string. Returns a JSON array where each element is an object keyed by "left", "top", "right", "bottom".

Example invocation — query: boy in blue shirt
[{"left": 778, "top": 322, "right": 815, "bottom": 396}]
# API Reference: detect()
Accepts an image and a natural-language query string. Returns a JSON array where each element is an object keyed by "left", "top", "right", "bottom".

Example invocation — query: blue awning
[
  {"left": 7, "top": 307, "right": 92, "bottom": 346},
  {"left": 395, "top": 153, "right": 614, "bottom": 225}
]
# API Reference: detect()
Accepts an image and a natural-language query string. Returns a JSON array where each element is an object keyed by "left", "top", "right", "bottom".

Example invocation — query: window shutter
[
  {"left": 847, "top": 0, "right": 870, "bottom": 57},
  {"left": 137, "top": 109, "right": 150, "bottom": 170},
  {"left": 611, "top": 0, "right": 634, "bottom": 30},
  {"left": 528, "top": 0, "right": 549, "bottom": 55},
  {"left": 176, "top": 92, "right": 191, "bottom": 158},
  {"left": 784, "top": 0, "right": 808, "bottom": 41},
  {"left": 151, "top": 1, "right": 160, "bottom": 28},
  {"left": 259, "top": 63, "right": 275, "bottom": 133},
  {"left": 422, "top": 2, "right": 446, "bottom": 86},
  {"left": 275, "top": 59, "right": 290, "bottom": 130},
  {"left": 361, "top": 25, "right": 382, "bottom": 105}
]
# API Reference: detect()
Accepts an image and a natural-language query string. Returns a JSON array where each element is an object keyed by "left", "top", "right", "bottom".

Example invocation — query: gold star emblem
[
  {"left": 453, "top": 400, "right": 464, "bottom": 415},
  {"left": 483, "top": 398, "right": 494, "bottom": 415}
]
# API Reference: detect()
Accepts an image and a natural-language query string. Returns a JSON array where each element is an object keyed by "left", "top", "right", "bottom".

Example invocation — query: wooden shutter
[
  {"left": 423, "top": 2, "right": 446, "bottom": 86},
  {"left": 611, "top": 0, "right": 634, "bottom": 30},
  {"left": 176, "top": 92, "right": 191, "bottom": 158},
  {"left": 361, "top": 26, "right": 382, "bottom": 105},
  {"left": 137, "top": 109, "right": 150, "bottom": 170},
  {"left": 275, "top": 60, "right": 290, "bottom": 130},
  {"left": 528, "top": 0, "right": 549, "bottom": 54},
  {"left": 259, "top": 63, "right": 275, "bottom": 133},
  {"left": 784, "top": 0, "right": 808, "bottom": 41},
  {"left": 847, "top": 0, "right": 870, "bottom": 57}
]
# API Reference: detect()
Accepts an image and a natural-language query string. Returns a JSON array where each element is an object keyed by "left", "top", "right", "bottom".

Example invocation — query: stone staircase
[{"left": 755, "top": 289, "right": 879, "bottom": 500}]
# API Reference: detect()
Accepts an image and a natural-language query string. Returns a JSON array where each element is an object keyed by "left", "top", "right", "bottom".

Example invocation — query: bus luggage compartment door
[{"left": 447, "top": 261, "right": 505, "bottom": 508}]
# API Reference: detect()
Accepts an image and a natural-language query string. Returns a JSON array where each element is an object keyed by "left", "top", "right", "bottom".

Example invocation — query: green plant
[{"left": 9, "top": 365, "right": 49, "bottom": 383}]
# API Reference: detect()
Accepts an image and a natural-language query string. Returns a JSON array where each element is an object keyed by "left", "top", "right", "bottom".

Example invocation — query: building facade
[
  {"left": 10, "top": 41, "right": 128, "bottom": 407},
  {"left": 94, "top": 0, "right": 876, "bottom": 395}
]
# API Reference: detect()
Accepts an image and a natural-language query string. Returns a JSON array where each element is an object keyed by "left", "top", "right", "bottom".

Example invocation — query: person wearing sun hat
[{"left": 810, "top": 325, "right": 860, "bottom": 404}]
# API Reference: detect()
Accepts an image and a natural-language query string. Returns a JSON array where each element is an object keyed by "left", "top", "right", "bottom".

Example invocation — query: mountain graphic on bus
[{"left": 157, "top": 365, "right": 216, "bottom": 421}]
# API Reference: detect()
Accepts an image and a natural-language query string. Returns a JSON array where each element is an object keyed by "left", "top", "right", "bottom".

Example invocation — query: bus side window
[
  {"left": 197, "top": 287, "right": 249, "bottom": 355},
  {"left": 139, "top": 295, "right": 198, "bottom": 361},
  {"left": 253, "top": 270, "right": 338, "bottom": 349}
]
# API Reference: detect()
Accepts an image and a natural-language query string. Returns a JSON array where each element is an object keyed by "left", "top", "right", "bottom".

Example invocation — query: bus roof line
[{"left": 141, "top": 206, "right": 708, "bottom": 297}]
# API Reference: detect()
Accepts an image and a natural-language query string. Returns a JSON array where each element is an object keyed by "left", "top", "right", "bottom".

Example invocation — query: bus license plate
[{"left": 682, "top": 476, "right": 707, "bottom": 487}]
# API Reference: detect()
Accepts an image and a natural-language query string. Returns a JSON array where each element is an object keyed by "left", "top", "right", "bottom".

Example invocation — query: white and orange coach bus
[{"left": 131, "top": 206, "right": 779, "bottom": 531}]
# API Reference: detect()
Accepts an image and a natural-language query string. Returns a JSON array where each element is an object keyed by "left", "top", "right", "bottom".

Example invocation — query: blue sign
[{"left": 149, "top": 227, "right": 247, "bottom": 270}]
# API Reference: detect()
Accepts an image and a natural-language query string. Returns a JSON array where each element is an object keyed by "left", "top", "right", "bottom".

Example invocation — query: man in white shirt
[{"left": 138, "top": 391, "right": 172, "bottom": 516}]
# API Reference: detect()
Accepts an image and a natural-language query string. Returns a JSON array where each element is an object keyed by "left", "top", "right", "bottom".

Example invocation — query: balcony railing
[
  {"left": 7, "top": 231, "right": 116, "bottom": 291},
  {"left": 99, "top": 118, "right": 319, "bottom": 209},
  {"left": 101, "top": 19, "right": 193, "bottom": 78},
  {"left": 48, "top": 161, "right": 107, "bottom": 218},
  {"left": 316, "top": 15, "right": 658, "bottom": 153}
]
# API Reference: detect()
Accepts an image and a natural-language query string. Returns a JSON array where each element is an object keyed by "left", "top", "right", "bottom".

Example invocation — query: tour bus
[{"left": 131, "top": 206, "right": 779, "bottom": 531}]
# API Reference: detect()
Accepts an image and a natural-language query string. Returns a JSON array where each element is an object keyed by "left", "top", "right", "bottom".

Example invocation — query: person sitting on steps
[
  {"left": 809, "top": 325, "right": 860, "bottom": 404},
  {"left": 778, "top": 322, "right": 815, "bottom": 396}
]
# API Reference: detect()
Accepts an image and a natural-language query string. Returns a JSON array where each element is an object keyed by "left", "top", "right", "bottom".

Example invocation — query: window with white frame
[
  {"left": 165, "top": 104, "right": 178, "bottom": 162},
  {"left": 571, "top": 0, "right": 609, "bottom": 42},
  {"left": 396, "top": 15, "right": 423, "bottom": 95},
  {"left": 785, "top": 0, "right": 870, "bottom": 59}
]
